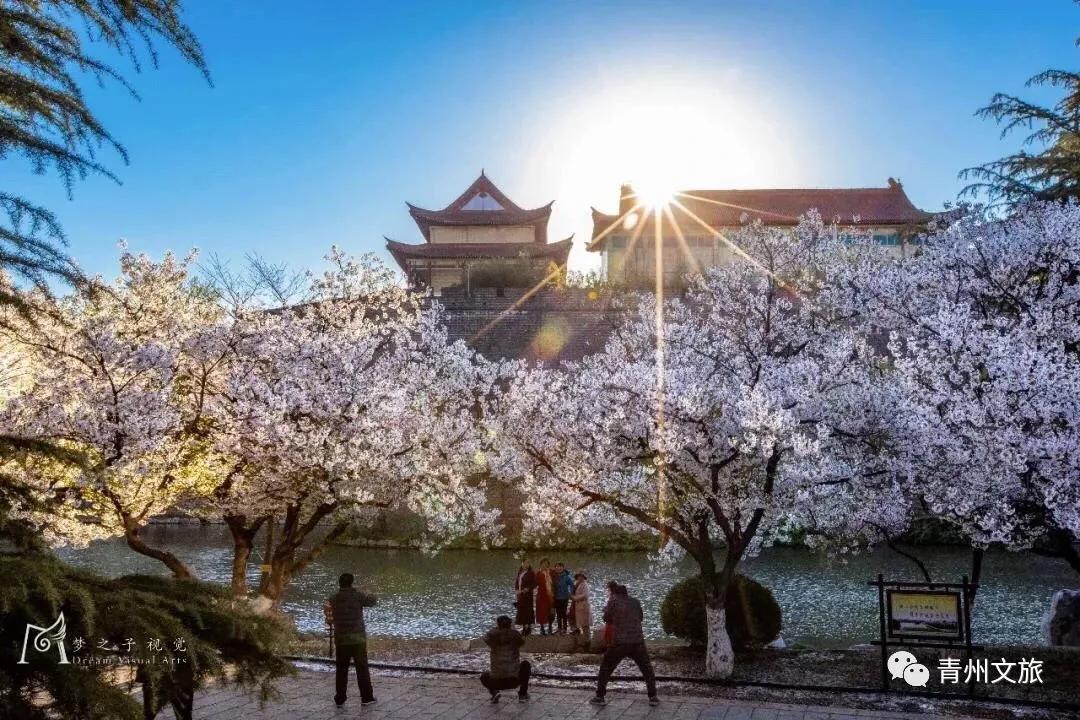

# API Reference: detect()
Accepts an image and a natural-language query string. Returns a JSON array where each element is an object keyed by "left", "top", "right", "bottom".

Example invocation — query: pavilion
[{"left": 386, "top": 172, "right": 573, "bottom": 294}]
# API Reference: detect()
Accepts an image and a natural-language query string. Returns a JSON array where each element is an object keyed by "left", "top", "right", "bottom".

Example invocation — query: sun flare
[
  {"left": 630, "top": 177, "right": 678, "bottom": 210},
  {"left": 530, "top": 67, "right": 802, "bottom": 271}
]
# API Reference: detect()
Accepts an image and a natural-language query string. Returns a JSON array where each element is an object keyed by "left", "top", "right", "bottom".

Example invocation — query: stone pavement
[{"left": 172, "top": 669, "right": 962, "bottom": 720}]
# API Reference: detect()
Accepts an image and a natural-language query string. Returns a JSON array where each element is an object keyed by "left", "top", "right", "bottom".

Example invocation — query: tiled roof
[
  {"left": 408, "top": 172, "right": 553, "bottom": 243},
  {"left": 589, "top": 181, "right": 932, "bottom": 249},
  {"left": 386, "top": 237, "right": 572, "bottom": 264}
]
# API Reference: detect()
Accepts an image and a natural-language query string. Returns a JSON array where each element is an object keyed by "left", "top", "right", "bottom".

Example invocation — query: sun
[
  {"left": 531, "top": 67, "right": 802, "bottom": 272},
  {"left": 631, "top": 177, "right": 678, "bottom": 210}
]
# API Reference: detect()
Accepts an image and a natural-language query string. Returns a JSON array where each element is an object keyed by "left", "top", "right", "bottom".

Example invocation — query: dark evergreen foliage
[
  {"left": 0, "top": 1, "right": 208, "bottom": 302},
  {"left": 660, "top": 574, "right": 782, "bottom": 649},
  {"left": 0, "top": 552, "right": 293, "bottom": 720},
  {"left": 961, "top": 35, "right": 1080, "bottom": 208}
]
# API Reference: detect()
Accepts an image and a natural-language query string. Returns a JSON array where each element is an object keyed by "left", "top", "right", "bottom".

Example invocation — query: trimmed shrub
[{"left": 660, "top": 574, "right": 782, "bottom": 648}]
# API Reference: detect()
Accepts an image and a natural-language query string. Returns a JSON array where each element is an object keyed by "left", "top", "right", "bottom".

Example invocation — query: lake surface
[{"left": 57, "top": 524, "right": 1076, "bottom": 648}]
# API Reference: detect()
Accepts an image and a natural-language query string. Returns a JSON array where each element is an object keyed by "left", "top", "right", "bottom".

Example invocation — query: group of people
[
  {"left": 512, "top": 557, "right": 591, "bottom": 638},
  {"left": 486, "top": 577, "right": 658, "bottom": 705},
  {"left": 324, "top": 568, "right": 659, "bottom": 710}
]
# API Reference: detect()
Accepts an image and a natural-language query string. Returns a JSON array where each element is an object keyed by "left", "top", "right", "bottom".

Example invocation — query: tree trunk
[
  {"left": 250, "top": 502, "right": 348, "bottom": 609},
  {"left": 1032, "top": 528, "right": 1080, "bottom": 575},
  {"left": 704, "top": 592, "right": 734, "bottom": 678},
  {"left": 694, "top": 525, "right": 736, "bottom": 679},
  {"left": 969, "top": 547, "right": 984, "bottom": 606},
  {"left": 1051, "top": 529, "right": 1080, "bottom": 575},
  {"left": 224, "top": 515, "right": 267, "bottom": 598},
  {"left": 259, "top": 516, "right": 275, "bottom": 590},
  {"left": 230, "top": 536, "right": 252, "bottom": 597},
  {"left": 259, "top": 520, "right": 297, "bottom": 609},
  {"left": 123, "top": 524, "right": 194, "bottom": 580},
  {"left": 260, "top": 559, "right": 291, "bottom": 608}
]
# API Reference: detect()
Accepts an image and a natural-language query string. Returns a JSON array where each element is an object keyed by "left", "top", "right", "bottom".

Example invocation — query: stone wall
[{"left": 431, "top": 286, "right": 620, "bottom": 364}]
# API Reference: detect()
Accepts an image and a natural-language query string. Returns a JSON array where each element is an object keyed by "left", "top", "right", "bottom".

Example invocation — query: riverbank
[
  {"left": 150, "top": 515, "right": 660, "bottom": 551},
  {"left": 148, "top": 515, "right": 980, "bottom": 552},
  {"left": 59, "top": 527, "right": 1078, "bottom": 648},
  {"left": 288, "top": 635, "right": 1080, "bottom": 717}
]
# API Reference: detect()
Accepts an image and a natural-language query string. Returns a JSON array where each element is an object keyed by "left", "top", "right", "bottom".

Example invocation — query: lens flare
[{"left": 633, "top": 178, "right": 678, "bottom": 210}]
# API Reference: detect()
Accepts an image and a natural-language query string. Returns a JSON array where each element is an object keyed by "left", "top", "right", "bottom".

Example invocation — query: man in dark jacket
[
  {"left": 326, "top": 573, "right": 377, "bottom": 707},
  {"left": 591, "top": 581, "right": 658, "bottom": 706},
  {"left": 479, "top": 615, "right": 531, "bottom": 703},
  {"left": 552, "top": 562, "right": 574, "bottom": 634}
]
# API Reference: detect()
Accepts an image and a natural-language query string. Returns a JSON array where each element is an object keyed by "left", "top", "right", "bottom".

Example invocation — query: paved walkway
[{"left": 174, "top": 670, "right": 959, "bottom": 720}]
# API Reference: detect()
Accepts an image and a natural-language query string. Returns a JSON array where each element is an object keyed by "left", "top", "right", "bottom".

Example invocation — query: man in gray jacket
[
  {"left": 591, "top": 581, "right": 658, "bottom": 706},
  {"left": 479, "top": 615, "right": 531, "bottom": 703},
  {"left": 326, "top": 573, "right": 377, "bottom": 707}
]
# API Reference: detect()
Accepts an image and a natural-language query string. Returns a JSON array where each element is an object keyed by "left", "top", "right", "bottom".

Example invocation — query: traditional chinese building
[
  {"left": 386, "top": 172, "right": 573, "bottom": 294},
  {"left": 588, "top": 179, "right": 932, "bottom": 286},
  {"left": 370, "top": 175, "right": 935, "bottom": 547}
]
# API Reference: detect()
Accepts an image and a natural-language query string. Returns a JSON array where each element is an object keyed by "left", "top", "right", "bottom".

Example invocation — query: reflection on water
[{"left": 57, "top": 524, "right": 1075, "bottom": 648}]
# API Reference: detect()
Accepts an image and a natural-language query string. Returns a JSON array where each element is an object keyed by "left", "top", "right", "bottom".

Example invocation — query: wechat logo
[{"left": 888, "top": 650, "right": 929, "bottom": 687}]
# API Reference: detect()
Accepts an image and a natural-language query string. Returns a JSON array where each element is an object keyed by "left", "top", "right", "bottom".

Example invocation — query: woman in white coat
[{"left": 570, "top": 571, "right": 591, "bottom": 641}]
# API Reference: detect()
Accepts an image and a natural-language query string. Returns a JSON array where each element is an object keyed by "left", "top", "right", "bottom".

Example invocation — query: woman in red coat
[{"left": 535, "top": 558, "right": 555, "bottom": 635}]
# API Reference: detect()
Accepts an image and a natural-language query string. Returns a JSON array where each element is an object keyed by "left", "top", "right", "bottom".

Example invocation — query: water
[{"left": 57, "top": 525, "right": 1076, "bottom": 648}]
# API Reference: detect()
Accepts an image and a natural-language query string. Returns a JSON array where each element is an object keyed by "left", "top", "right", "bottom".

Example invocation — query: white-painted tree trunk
[{"left": 704, "top": 603, "right": 734, "bottom": 678}]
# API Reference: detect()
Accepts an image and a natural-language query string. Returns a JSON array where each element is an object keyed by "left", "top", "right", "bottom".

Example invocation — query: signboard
[
  {"left": 886, "top": 589, "right": 963, "bottom": 641},
  {"left": 869, "top": 574, "right": 979, "bottom": 693}
]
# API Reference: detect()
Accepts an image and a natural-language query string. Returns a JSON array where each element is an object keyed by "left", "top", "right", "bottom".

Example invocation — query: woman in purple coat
[{"left": 513, "top": 560, "right": 536, "bottom": 634}]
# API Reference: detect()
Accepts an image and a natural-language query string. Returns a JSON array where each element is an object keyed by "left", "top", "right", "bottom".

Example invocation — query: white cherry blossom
[{"left": 490, "top": 216, "right": 891, "bottom": 677}]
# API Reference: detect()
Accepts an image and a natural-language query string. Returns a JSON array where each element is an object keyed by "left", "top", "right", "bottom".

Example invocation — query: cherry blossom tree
[
  {"left": 205, "top": 251, "right": 502, "bottom": 604},
  {"left": 1, "top": 248, "right": 503, "bottom": 602},
  {"left": 491, "top": 217, "right": 888, "bottom": 677},
  {"left": 850, "top": 202, "right": 1080, "bottom": 575},
  {"left": 0, "top": 250, "right": 224, "bottom": 578}
]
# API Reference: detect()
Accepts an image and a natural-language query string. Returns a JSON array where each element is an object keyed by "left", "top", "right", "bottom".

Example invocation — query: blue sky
[{"left": 4, "top": 1, "right": 1077, "bottom": 278}]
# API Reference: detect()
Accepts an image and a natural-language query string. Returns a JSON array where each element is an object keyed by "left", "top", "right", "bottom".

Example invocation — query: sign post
[{"left": 869, "top": 574, "right": 979, "bottom": 694}]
